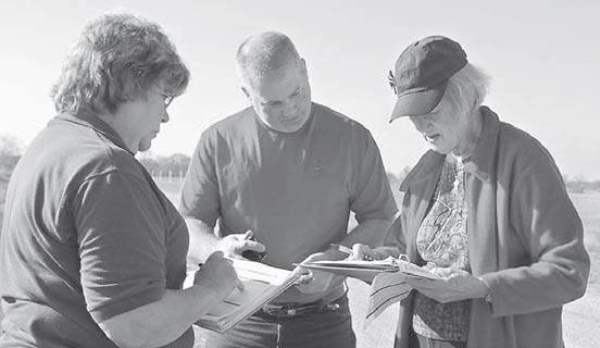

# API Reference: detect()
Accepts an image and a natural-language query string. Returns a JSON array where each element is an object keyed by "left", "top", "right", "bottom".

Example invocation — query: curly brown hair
[{"left": 51, "top": 13, "right": 190, "bottom": 115}]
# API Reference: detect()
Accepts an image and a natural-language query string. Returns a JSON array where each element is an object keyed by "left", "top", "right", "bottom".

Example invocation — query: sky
[{"left": 1, "top": 0, "right": 599, "bottom": 179}]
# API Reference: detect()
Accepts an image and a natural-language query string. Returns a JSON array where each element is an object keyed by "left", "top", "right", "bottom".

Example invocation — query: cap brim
[{"left": 389, "top": 82, "right": 447, "bottom": 123}]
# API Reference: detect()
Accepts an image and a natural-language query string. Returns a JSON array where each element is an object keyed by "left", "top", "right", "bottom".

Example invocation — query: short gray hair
[
  {"left": 440, "top": 63, "right": 490, "bottom": 116},
  {"left": 236, "top": 31, "right": 301, "bottom": 88},
  {"left": 51, "top": 13, "right": 190, "bottom": 115}
]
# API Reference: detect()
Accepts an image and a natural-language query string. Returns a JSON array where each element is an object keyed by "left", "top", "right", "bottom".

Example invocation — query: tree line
[{"left": 1, "top": 133, "right": 599, "bottom": 199}]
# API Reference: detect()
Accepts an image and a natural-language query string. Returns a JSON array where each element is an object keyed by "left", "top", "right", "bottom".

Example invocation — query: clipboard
[{"left": 299, "top": 257, "right": 439, "bottom": 281}]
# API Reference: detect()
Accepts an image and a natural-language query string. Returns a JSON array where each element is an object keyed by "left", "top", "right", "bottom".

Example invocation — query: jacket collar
[
  {"left": 462, "top": 106, "right": 500, "bottom": 182},
  {"left": 399, "top": 150, "right": 444, "bottom": 193},
  {"left": 53, "top": 109, "right": 133, "bottom": 155}
]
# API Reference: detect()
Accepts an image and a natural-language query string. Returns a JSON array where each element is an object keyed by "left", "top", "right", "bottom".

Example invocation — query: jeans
[
  {"left": 203, "top": 295, "right": 355, "bottom": 348},
  {"left": 412, "top": 333, "right": 467, "bottom": 348}
]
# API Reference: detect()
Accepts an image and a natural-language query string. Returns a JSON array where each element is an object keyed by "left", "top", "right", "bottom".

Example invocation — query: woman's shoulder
[
  {"left": 399, "top": 150, "right": 444, "bottom": 192},
  {"left": 497, "top": 121, "right": 557, "bottom": 171}
]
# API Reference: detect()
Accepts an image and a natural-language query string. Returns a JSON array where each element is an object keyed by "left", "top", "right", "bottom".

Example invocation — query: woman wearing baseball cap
[{"left": 353, "top": 36, "right": 589, "bottom": 348}]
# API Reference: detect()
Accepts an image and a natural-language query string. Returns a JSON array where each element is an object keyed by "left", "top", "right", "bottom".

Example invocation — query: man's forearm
[
  {"left": 185, "top": 217, "right": 220, "bottom": 264},
  {"left": 339, "top": 218, "right": 393, "bottom": 248}
]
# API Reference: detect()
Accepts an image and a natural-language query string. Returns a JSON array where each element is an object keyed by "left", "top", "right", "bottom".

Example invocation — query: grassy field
[{"left": 1, "top": 177, "right": 598, "bottom": 347}]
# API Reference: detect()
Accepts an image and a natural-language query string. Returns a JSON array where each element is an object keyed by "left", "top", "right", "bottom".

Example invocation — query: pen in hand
[
  {"left": 241, "top": 231, "right": 267, "bottom": 262},
  {"left": 330, "top": 243, "right": 374, "bottom": 261},
  {"left": 330, "top": 243, "right": 353, "bottom": 255}
]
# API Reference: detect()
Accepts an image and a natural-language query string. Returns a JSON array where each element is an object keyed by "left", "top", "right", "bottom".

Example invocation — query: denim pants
[
  {"left": 411, "top": 333, "right": 467, "bottom": 348},
  {"left": 203, "top": 295, "right": 356, "bottom": 348}
]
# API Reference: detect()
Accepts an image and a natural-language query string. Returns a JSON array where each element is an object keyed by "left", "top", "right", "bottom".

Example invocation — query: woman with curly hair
[{"left": 0, "top": 13, "right": 240, "bottom": 348}]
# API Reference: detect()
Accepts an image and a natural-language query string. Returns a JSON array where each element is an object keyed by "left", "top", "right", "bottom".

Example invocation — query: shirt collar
[{"left": 54, "top": 109, "right": 133, "bottom": 155}]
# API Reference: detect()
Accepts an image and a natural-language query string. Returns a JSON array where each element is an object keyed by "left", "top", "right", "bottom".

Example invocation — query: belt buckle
[
  {"left": 262, "top": 302, "right": 313, "bottom": 317},
  {"left": 262, "top": 298, "right": 341, "bottom": 318}
]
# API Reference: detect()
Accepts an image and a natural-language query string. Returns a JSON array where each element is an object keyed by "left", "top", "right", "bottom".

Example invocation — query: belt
[{"left": 260, "top": 295, "right": 345, "bottom": 318}]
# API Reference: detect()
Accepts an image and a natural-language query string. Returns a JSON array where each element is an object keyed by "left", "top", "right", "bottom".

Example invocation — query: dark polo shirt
[
  {"left": 0, "top": 112, "right": 192, "bottom": 347},
  {"left": 180, "top": 102, "right": 397, "bottom": 304}
]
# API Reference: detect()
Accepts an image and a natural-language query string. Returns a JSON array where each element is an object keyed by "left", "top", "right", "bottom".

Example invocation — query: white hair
[{"left": 439, "top": 63, "right": 491, "bottom": 117}]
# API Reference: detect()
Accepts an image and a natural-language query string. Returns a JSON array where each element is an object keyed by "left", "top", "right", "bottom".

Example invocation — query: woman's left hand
[{"left": 403, "top": 267, "right": 489, "bottom": 303}]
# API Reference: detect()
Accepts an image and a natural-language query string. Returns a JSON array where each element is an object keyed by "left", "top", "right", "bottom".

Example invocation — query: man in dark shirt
[{"left": 180, "top": 31, "right": 398, "bottom": 348}]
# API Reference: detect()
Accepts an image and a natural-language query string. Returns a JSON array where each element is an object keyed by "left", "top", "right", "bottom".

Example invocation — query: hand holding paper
[
  {"left": 403, "top": 267, "right": 489, "bottom": 303},
  {"left": 193, "top": 251, "right": 243, "bottom": 299},
  {"left": 295, "top": 247, "right": 346, "bottom": 294},
  {"left": 300, "top": 257, "right": 440, "bottom": 280}
]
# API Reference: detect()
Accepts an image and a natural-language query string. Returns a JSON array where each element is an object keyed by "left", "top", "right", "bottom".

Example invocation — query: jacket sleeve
[
  {"left": 383, "top": 190, "right": 409, "bottom": 254},
  {"left": 480, "top": 150, "right": 590, "bottom": 317}
]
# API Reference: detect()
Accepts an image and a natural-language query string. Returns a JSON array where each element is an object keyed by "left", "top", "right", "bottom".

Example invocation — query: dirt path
[{"left": 563, "top": 284, "right": 600, "bottom": 348}]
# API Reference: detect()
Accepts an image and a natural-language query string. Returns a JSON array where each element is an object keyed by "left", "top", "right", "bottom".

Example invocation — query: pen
[
  {"left": 330, "top": 243, "right": 353, "bottom": 255},
  {"left": 242, "top": 231, "right": 267, "bottom": 261}
]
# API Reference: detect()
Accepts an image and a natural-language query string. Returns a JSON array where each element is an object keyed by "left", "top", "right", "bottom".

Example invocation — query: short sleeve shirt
[
  {"left": 0, "top": 112, "right": 192, "bottom": 347},
  {"left": 180, "top": 102, "right": 397, "bottom": 302}
]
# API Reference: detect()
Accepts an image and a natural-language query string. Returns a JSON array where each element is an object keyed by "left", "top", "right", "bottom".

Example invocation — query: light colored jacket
[{"left": 387, "top": 106, "right": 589, "bottom": 348}]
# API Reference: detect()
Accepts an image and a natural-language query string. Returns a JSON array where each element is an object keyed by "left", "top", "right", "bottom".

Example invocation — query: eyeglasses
[
  {"left": 388, "top": 70, "right": 398, "bottom": 95},
  {"left": 153, "top": 86, "right": 174, "bottom": 108},
  {"left": 161, "top": 93, "right": 174, "bottom": 108}
]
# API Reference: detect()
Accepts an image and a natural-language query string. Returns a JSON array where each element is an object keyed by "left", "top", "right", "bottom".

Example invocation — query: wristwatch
[
  {"left": 484, "top": 292, "right": 492, "bottom": 303},
  {"left": 478, "top": 276, "right": 492, "bottom": 303}
]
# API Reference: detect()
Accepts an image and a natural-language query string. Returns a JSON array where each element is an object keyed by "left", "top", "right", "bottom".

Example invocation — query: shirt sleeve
[
  {"left": 480, "top": 149, "right": 590, "bottom": 317},
  {"left": 73, "top": 171, "right": 167, "bottom": 323},
  {"left": 349, "top": 129, "right": 398, "bottom": 223},
  {"left": 179, "top": 130, "right": 221, "bottom": 227}
]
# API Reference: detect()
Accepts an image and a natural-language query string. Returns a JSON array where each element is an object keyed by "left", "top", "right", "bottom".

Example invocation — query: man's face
[{"left": 244, "top": 59, "right": 312, "bottom": 133}]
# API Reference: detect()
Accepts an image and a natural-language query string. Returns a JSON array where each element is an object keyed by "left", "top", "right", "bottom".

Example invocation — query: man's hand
[
  {"left": 347, "top": 243, "right": 403, "bottom": 261},
  {"left": 215, "top": 231, "right": 266, "bottom": 260},
  {"left": 193, "top": 251, "right": 243, "bottom": 301},
  {"left": 295, "top": 248, "right": 347, "bottom": 294},
  {"left": 403, "top": 267, "right": 489, "bottom": 303}
]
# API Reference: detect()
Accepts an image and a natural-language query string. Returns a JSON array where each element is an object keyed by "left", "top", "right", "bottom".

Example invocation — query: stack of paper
[
  {"left": 195, "top": 259, "right": 301, "bottom": 333},
  {"left": 300, "top": 257, "right": 440, "bottom": 324},
  {"left": 300, "top": 257, "right": 439, "bottom": 281}
]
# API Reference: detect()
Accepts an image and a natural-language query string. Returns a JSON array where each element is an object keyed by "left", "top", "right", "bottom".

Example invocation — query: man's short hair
[
  {"left": 51, "top": 13, "right": 190, "bottom": 115},
  {"left": 236, "top": 31, "right": 301, "bottom": 88}
]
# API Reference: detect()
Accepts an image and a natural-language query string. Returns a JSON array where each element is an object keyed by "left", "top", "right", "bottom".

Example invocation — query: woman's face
[
  {"left": 112, "top": 86, "right": 172, "bottom": 153},
  {"left": 409, "top": 99, "right": 472, "bottom": 155}
]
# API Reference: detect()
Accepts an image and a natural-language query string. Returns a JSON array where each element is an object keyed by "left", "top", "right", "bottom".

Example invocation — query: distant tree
[
  {"left": 137, "top": 152, "right": 190, "bottom": 178},
  {"left": 562, "top": 173, "right": 600, "bottom": 193},
  {"left": 164, "top": 153, "right": 190, "bottom": 177},
  {"left": 398, "top": 166, "right": 412, "bottom": 183},
  {"left": 387, "top": 172, "right": 400, "bottom": 191},
  {"left": 0, "top": 134, "right": 23, "bottom": 182}
]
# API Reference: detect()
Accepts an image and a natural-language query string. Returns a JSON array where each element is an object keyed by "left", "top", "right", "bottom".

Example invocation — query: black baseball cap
[{"left": 389, "top": 35, "right": 467, "bottom": 122}]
